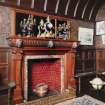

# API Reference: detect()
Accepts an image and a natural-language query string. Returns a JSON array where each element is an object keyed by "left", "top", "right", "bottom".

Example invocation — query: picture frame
[
  {"left": 78, "top": 27, "right": 94, "bottom": 45},
  {"left": 102, "top": 35, "right": 105, "bottom": 44},
  {"left": 96, "top": 21, "right": 105, "bottom": 35}
]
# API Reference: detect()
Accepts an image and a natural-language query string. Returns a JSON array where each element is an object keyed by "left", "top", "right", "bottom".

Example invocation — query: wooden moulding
[{"left": 7, "top": 37, "right": 79, "bottom": 49}]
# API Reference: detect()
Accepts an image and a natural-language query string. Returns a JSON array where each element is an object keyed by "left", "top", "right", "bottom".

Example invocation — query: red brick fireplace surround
[
  {"left": 7, "top": 37, "right": 79, "bottom": 103},
  {"left": 26, "top": 55, "right": 62, "bottom": 100},
  {"left": 30, "top": 57, "right": 61, "bottom": 93}
]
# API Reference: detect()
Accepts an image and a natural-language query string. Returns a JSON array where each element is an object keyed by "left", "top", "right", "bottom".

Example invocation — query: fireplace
[
  {"left": 7, "top": 37, "right": 79, "bottom": 103},
  {"left": 24, "top": 55, "right": 64, "bottom": 100}
]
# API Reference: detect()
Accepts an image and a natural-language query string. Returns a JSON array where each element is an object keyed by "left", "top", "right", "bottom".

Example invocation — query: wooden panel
[
  {"left": 65, "top": 51, "right": 76, "bottom": 89},
  {"left": 75, "top": 47, "right": 96, "bottom": 74},
  {"left": 5, "top": 0, "right": 17, "bottom": 5},
  {"left": 83, "top": 0, "right": 95, "bottom": 20},
  {"left": 47, "top": 0, "right": 58, "bottom": 14},
  {"left": 34, "top": 0, "right": 45, "bottom": 12},
  {"left": 76, "top": 0, "right": 87, "bottom": 18},
  {"left": 67, "top": 0, "right": 78, "bottom": 17},
  {"left": 0, "top": 48, "right": 10, "bottom": 89},
  {"left": 20, "top": 0, "right": 32, "bottom": 9},
  {"left": 57, "top": 0, "right": 68, "bottom": 16},
  {"left": 0, "top": 66, "right": 8, "bottom": 85},
  {"left": 96, "top": 50, "right": 105, "bottom": 72},
  {"left": 0, "top": 51, "right": 8, "bottom": 63}
]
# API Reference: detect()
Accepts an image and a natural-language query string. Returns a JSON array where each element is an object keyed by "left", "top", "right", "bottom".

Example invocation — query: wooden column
[
  {"left": 10, "top": 48, "right": 23, "bottom": 103},
  {"left": 65, "top": 50, "right": 76, "bottom": 89}
]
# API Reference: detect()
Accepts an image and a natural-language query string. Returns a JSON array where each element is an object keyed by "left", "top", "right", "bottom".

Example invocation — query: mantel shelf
[{"left": 7, "top": 37, "right": 79, "bottom": 49}]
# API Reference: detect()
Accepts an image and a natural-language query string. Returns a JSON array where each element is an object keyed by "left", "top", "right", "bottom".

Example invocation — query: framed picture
[
  {"left": 102, "top": 35, "right": 105, "bottom": 44},
  {"left": 78, "top": 27, "right": 94, "bottom": 45},
  {"left": 16, "top": 12, "right": 55, "bottom": 37},
  {"left": 96, "top": 21, "right": 105, "bottom": 35},
  {"left": 56, "top": 20, "right": 70, "bottom": 39},
  {"left": 15, "top": 10, "right": 71, "bottom": 40}
]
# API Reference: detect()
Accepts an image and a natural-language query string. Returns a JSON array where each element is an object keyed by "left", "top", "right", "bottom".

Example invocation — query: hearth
[{"left": 24, "top": 55, "right": 64, "bottom": 101}]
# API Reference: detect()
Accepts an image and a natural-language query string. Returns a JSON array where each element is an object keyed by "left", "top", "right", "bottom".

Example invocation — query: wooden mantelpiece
[
  {"left": 7, "top": 37, "right": 79, "bottom": 104},
  {"left": 7, "top": 37, "right": 79, "bottom": 49}
]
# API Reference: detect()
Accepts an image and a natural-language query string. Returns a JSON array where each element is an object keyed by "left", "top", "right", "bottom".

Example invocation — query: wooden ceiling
[{"left": 0, "top": 0, "right": 105, "bottom": 22}]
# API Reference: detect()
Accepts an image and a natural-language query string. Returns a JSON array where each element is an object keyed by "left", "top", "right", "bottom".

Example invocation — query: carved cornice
[{"left": 7, "top": 37, "right": 79, "bottom": 49}]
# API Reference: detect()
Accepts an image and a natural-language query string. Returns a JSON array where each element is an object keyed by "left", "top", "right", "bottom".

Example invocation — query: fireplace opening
[{"left": 27, "top": 58, "right": 62, "bottom": 100}]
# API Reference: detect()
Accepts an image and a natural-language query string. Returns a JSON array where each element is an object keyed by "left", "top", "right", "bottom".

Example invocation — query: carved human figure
[
  {"left": 57, "top": 22, "right": 69, "bottom": 39},
  {"left": 20, "top": 18, "right": 27, "bottom": 36},
  {"left": 37, "top": 19, "right": 46, "bottom": 37},
  {"left": 44, "top": 16, "right": 53, "bottom": 37},
  {"left": 26, "top": 15, "right": 36, "bottom": 36},
  {"left": 20, "top": 15, "right": 36, "bottom": 37},
  {"left": 57, "top": 24, "right": 63, "bottom": 38}
]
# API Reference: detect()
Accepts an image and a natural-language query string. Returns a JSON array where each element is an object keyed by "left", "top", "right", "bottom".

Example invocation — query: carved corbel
[
  {"left": 11, "top": 48, "right": 23, "bottom": 60},
  {"left": 7, "top": 38, "right": 23, "bottom": 48}
]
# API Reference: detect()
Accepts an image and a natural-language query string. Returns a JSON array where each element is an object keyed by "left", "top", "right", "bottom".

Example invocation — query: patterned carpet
[{"left": 55, "top": 95, "right": 105, "bottom": 105}]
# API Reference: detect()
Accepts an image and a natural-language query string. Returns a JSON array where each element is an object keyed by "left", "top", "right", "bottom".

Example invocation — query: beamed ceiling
[{"left": 0, "top": 0, "right": 105, "bottom": 22}]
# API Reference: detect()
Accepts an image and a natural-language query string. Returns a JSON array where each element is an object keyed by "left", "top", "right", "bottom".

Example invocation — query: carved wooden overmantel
[{"left": 7, "top": 36, "right": 79, "bottom": 103}]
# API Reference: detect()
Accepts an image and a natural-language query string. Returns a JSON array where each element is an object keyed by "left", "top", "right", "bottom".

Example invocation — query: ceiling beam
[
  {"left": 17, "top": 0, "right": 20, "bottom": 6},
  {"left": 31, "top": 0, "right": 34, "bottom": 8},
  {"left": 55, "top": 0, "right": 60, "bottom": 14},
  {"left": 81, "top": 0, "right": 90, "bottom": 19},
  {"left": 65, "top": 0, "right": 71, "bottom": 15},
  {"left": 44, "top": 0, "right": 47, "bottom": 12},
  {"left": 0, "top": 0, "right": 104, "bottom": 22},
  {"left": 89, "top": 0, "right": 100, "bottom": 21},
  {"left": 89, "top": 3, "right": 96, "bottom": 20},
  {"left": 73, "top": 0, "right": 80, "bottom": 17}
]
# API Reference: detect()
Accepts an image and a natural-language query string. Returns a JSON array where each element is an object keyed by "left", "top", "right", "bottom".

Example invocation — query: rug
[{"left": 55, "top": 95, "right": 105, "bottom": 105}]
